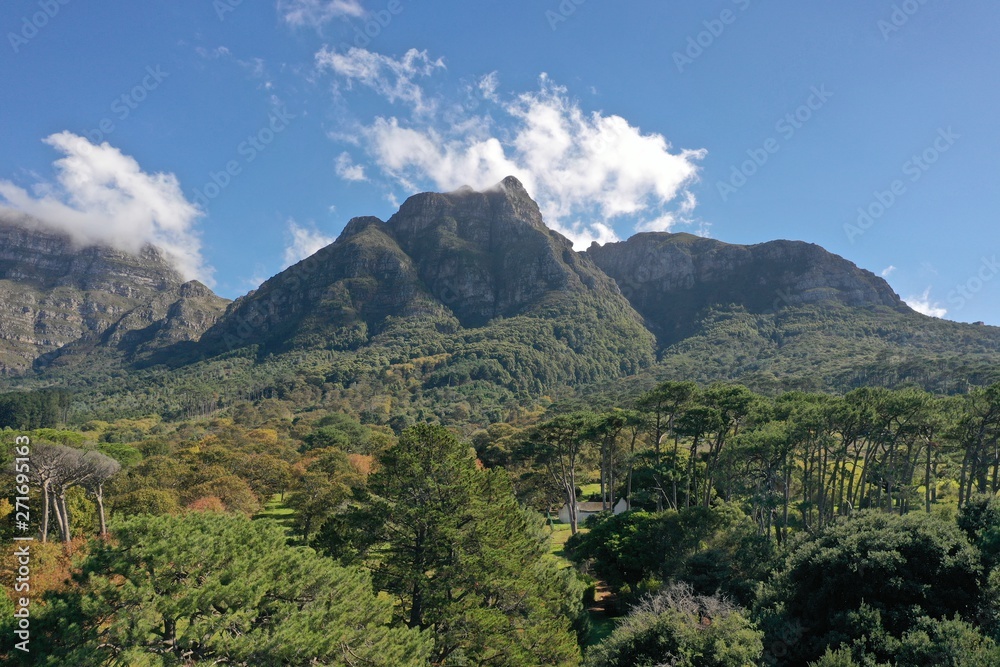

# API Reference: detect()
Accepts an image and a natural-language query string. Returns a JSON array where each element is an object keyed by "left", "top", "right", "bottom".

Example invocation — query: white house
[{"left": 557, "top": 498, "right": 629, "bottom": 524}]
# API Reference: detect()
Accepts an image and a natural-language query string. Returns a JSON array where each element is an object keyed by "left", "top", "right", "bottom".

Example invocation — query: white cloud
[
  {"left": 0, "top": 132, "right": 211, "bottom": 284},
  {"left": 284, "top": 220, "right": 335, "bottom": 266},
  {"left": 881, "top": 265, "right": 897, "bottom": 277},
  {"left": 279, "top": 0, "right": 364, "bottom": 28},
  {"left": 635, "top": 214, "right": 680, "bottom": 234},
  {"left": 350, "top": 73, "right": 705, "bottom": 248},
  {"left": 905, "top": 287, "right": 947, "bottom": 319},
  {"left": 478, "top": 71, "right": 499, "bottom": 102},
  {"left": 316, "top": 47, "right": 445, "bottom": 114},
  {"left": 335, "top": 152, "right": 367, "bottom": 182}
]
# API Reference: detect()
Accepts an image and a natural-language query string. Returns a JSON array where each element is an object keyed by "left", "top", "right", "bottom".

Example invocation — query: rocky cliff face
[
  {"left": 587, "top": 232, "right": 908, "bottom": 346},
  {"left": 195, "top": 214, "right": 442, "bottom": 357},
  {"left": 0, "top": 217, "right": 229, "bottom": 375},
  {"left": 3, "top": 179, "right": 981, "bottom": 404},
  {"left": 386, "top": 177, "right": 613, "bottom": 327},
  {"left": 198, "top": 177, "right": 650, "bottom": 362}
]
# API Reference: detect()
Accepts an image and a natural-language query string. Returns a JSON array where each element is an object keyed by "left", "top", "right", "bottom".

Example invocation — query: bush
[{"left": 586, "top": 583, "right": 763, "bottom": 667}]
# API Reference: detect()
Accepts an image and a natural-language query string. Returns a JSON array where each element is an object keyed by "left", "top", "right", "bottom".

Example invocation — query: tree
[
  {"left": 568, "top": 503, "right": 773, "bottom": 607},
  {"left": 699, "top": 384, "right": 762, "bottom": 508},
  {"left": 589, "top": 409, "right": 638, "bottom": 511},
  {"left": 33, "top": 513, "right": 431, "bottom": 666},
  {"left": 636, "top": 382, "right": 697, "bottom": 510},
  {"left": 954, "top": 384, "right": 1000, "bottom": 506},
  {"left": 896, "top": 616, "right": 1000, "bottom": 667},
  {"left": 79, "top": 451, "right": 120, "bottom": 537},
  {"left": 760, "top": 511, "right": 984, "bottom": 665},
  {"left": 958, "top": 494, "right": 1000, "bottom": 572},
  {"left": 324, "top": 424, "right": 584, "bottom": 666},
  {"left": 585, "top": 583, "right": 763, "bottom": 667},
  {"left": 527, "top": 412, "right": 599, "bottom": 533},
  {"left": 287, "top": 447, "right": 362, "bottom": 539},
  {"left": 807, "top": 649, "right": 864, "bottom": 667},
  {"left": 25, "top": 444, "right": 120, "bottom": 542}
]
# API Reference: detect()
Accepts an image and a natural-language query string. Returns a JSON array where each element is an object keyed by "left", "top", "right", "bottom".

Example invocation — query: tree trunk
[
  {"left": 95, "top": 484, "right": 108, "bottom": 537},
  {"left": 41, "top": 479, "right": 51, "bottom": 543},
  {"left": 51, "top": 489, "right": 67, "bottom": 543},
  {"left": 925, "top": 440, "right": 933, "bottom": 514},
  {"left": 59, "top": 488, "right": 72, "bottom": 542}
]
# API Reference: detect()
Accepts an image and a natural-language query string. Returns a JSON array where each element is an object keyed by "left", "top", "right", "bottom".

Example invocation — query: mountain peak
[
  {"left": 496, "top": 174, "right": 528, "bottom": 194},
  {"left": 337, "top": 216, "right": 386, "bottom": 242}
]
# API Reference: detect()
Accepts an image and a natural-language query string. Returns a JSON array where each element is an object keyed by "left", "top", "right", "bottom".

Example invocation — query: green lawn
[
  {"left": 546, "top": 521, "right": 582, "bottom": 563},
  {"left": 255, "top": 494, "right": 296, "bottom": 535}
]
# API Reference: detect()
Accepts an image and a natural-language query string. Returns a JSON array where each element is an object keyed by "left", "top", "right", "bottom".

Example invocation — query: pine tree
[
  {"left": 325, "top": 423, "right": 584, "bottom": 666},
  {"left": 32, "top": 512, "right": 431, "bottom": 666}
]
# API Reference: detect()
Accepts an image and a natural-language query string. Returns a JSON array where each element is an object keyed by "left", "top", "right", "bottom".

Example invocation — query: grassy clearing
[
  {"left": 255, "top": 494, "right": 296, "bottom": 535},
  {"left": 546, "top": 520, "right": 583, "bottom": 563}
]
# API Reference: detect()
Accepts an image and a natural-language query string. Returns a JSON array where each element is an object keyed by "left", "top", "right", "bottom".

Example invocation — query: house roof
[{"left": 577, "top": 502, "right": 608, "bottom": 512}]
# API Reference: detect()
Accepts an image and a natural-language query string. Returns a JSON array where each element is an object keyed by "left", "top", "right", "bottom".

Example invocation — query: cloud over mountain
[
  {"left": 318, "top": 49, "right": 706, "bottom": 248},
  {"left": 0, "top": 132, "right": 211, "bottom": 284}
]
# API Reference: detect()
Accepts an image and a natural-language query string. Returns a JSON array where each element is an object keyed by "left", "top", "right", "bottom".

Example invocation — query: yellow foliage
[{"left": 248, "top": 428, "right": 279, "bottom": 446}]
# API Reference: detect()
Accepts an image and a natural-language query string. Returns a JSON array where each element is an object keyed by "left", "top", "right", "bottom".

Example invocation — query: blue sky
[{"left": 1, "top": 0, "right": 998, "bottom": 324}]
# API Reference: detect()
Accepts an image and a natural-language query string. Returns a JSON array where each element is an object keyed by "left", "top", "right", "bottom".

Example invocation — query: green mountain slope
[{"left": 1, "top": 180, "right": 998, "bottom": 424}]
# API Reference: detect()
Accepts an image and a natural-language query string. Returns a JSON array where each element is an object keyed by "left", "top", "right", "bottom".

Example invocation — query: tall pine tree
[{"left": 322, "top": 423, "right": 585, "bottom": 666}]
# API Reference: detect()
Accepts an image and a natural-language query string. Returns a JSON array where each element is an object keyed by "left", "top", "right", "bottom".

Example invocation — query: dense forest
[{"left": 1, "top": 378, "right": 999, "bottom": 665}]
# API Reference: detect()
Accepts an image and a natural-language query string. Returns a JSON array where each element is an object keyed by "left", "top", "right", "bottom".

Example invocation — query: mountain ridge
[
  {"left": 1, "top": 179, "right": 998, "bottom": 422},
  {"left": 587, "top": 231, "right": 910, "bottom": 347},
  {"left": 0, "top": 216, "right": 229, "bottom": 376}
]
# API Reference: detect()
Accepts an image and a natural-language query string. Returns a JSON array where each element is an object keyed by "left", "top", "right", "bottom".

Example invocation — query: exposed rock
[
  {"left": 587, "top": 232, "right": 908, "bottom": 346},
  {"left": 385, "top": 175, "right": 618, "bottom": 327},
  {"left": 0, "top": 217, "right": 228, "bottom": 374}
]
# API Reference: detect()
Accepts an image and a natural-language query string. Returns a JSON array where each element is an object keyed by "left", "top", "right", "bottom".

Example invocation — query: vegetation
[
  {"left": 27, "top": 513, "right": 431, "bottom": 666},
  {"left": 318, "top": 424, "right": 585, "bottom": 666},
  {"left": 0, "top": 390, "right": 71, "bottom": 430},
  {"left": 2, "top": 379, "right": 1000, "bottom": 665}
]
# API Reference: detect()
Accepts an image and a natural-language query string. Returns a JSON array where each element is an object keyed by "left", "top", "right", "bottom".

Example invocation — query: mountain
[
  {"left": 191, "top": 177, "right": 655, "bottom": 405},
  {"left": 1, "top": 179, "right": 999, "bottom": 423},
  {"left": 587, "top": 232, "right": 908, "bottom": 348},
  {"left": 0, "top": 216, "right": 229, "bottom": 376},
  {"left": 586, "top": 232, "right": 1000, "bottom": 395}
]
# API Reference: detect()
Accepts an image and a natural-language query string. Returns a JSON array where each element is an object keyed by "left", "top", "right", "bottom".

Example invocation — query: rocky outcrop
[
  {"left": 587, "top": 232, "right": 908, "bottom": 346},
  {"left": 195, "top": 214, "right": 442, "bottom": 356},
  {"left": 0, "top": 217, "right": 228, "bottom": 374},
  {"left": 386, "top": 176, "right": 618, "bottom": 327},
  {"left": 194, "top": 176, "right": 654, "bottom": 369}
]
